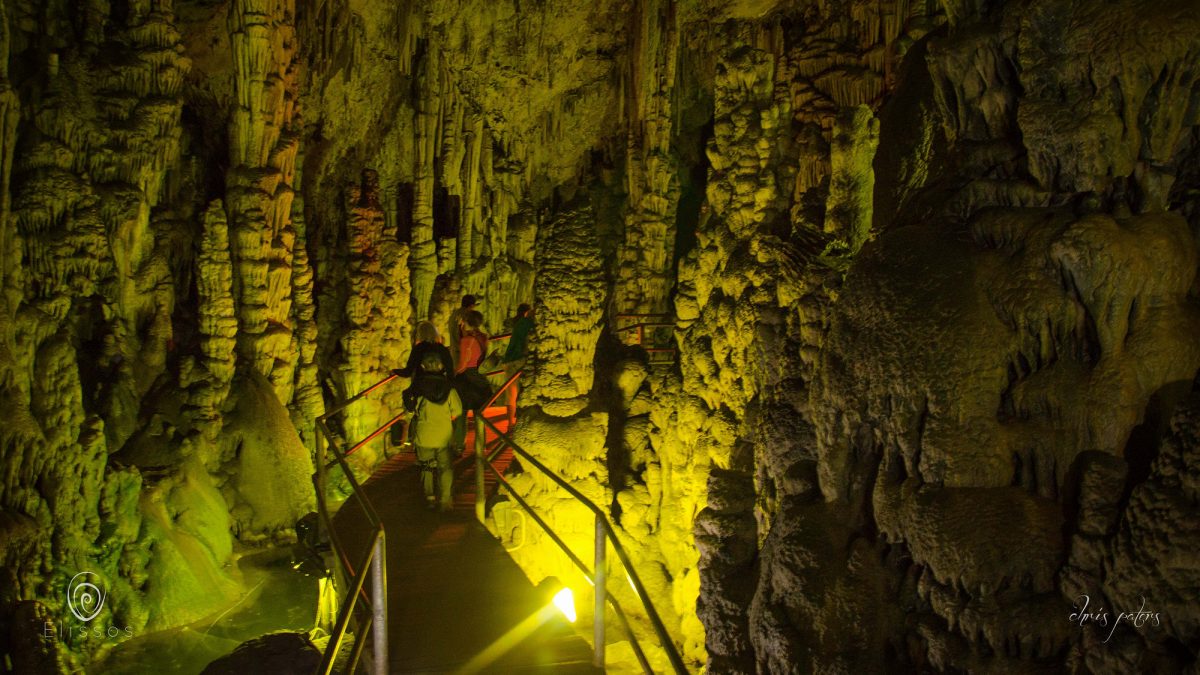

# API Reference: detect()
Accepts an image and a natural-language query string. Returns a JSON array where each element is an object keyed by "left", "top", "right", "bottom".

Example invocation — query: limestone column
[
  {"left": 411, "top": 47, "right": 441, "bottom": 319},
  {"left": 613, "top": 0, "right": 681, "bottom": 318},
  {"left": 226, "top": 0, "right": 303, "bottom": 405}
]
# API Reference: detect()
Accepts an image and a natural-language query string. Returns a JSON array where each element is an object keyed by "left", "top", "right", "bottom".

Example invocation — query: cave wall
[
  {"left": 686, "top": 0, "right": 1200, "bottom": 672},
  {"left": 0, "top": 0, "right": 1197, "bottom": 672}
]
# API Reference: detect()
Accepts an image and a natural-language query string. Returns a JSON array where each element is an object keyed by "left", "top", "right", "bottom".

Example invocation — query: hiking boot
[{"left": 425, "top": 496, "right": 437, "bottom": 510}]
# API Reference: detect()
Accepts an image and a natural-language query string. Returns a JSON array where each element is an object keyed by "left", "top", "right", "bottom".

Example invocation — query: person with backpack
[
  {"left": 401, "top": 325, "right": 462, "bottom": 512},
  {"left": 396, "top": 321, "right": 454, "bottom": 379}
]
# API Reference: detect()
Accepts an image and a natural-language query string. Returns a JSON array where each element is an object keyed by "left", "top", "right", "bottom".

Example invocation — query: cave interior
[{"left": 0, "top": 0, "right": 1199, "bottom": 672}]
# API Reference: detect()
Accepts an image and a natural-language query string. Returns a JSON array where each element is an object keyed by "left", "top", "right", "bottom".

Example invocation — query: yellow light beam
[{"left": 454, "top": 603, "right": 559, "bottom": 675}]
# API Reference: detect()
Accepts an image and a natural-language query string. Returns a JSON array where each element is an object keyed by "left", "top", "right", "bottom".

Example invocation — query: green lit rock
[
  {"left": 222, "top": 372, "right": 316, "bottom": 539},
  {"left": 137, "top": 463, "right": 239, "bottom": 630}
]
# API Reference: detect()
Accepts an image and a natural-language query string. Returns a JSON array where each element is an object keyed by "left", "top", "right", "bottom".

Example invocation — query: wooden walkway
[{"left": 332, "top": 409, "right": 600, "bottom": 673}]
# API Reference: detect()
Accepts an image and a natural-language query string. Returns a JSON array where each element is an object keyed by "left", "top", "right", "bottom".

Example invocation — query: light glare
[{"left": 552, "top": 587, "right": 576, "bottom": 623}]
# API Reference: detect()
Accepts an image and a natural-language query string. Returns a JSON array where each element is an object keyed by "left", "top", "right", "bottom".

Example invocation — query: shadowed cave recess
[{"left": 0, "top": 0, "right": 1198, "bottom": 672}]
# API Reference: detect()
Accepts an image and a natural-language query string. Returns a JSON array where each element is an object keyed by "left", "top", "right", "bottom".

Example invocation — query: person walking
[
  {"left": 456, "top": 309, "right": 489, "bottom": 374},
  {"left": 501, "top": 303, "right": 534, "bottom": 372},
  {"left": 499, "top": 304, "right": 533, "bottom": 426},
  {"left": 453, "top": 309, "right": 493, "bottom": 410},
  {"left": 396, "top": 321, "right": 453, "bottom": 378},
  {"left": 403, "top": 349, "right": 462, "bottom": 512},
  {"left": 448, "top": 294, "right": 479, "bottom": 370}
]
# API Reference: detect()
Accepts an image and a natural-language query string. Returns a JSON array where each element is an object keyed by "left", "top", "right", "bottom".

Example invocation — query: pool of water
[{"left": 94, "top": 547, "right": 319, "bottom": 674}]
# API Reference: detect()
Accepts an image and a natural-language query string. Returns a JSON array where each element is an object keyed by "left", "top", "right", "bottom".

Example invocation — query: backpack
[
  {"left": 410, "top": 387, "right": 461, "bottom": 449},
  {"left": 453, "top": 368, "right": 493, "bottom": 411},
  {"left": 403, "top": 354, "right": 453, "bottom": 412},
  {"left": 419, "top": 350, "right": 446, "bottom": 375}
]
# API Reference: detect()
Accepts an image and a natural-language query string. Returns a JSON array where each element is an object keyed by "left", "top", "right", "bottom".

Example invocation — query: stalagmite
[
  {"left": 526, "top": 204, "right": 606, "bottom": 418},
  {"left": 189, "top": 200, "right": 238, "bottom": 446}
]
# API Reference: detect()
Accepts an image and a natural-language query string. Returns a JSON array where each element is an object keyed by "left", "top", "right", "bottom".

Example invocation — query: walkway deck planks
[{"left": 331, "top": 410, "right": 600, "bottom": 673}]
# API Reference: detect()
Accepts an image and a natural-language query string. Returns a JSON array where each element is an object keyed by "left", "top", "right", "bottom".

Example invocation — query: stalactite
[{"left": 458, "top": 114, "right": 484, "bottom": 273}]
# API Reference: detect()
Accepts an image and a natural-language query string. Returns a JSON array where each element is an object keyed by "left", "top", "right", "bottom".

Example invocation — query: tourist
[
  {"left": 395, "top": 321, "right": 453, "bottom": 378},
  {"left": 453, "top": 310, "right": 493, "bottom": 415},
  {"left": 448, "top": 294, "right": 479, "bottom": 369},
  {"left": 456, "top": 309, "right": 489, "bottom": 374},
  {"left": 502, "top": 303, "right": 534, "bottom": 373},
  {"left": 402, "top": 347, "right": 462, "bottom": 512}
]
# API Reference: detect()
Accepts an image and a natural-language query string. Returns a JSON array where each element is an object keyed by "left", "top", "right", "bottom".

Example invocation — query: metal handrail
[
  {"left": 470, "top": 369, "right": 522, "bottom": 524},
  {"left": 479, "top": 451, "right": 656, "bottom": 673},
  {"left": 313, "top": 373, "right": 401, "bottom": 675},
  {"left": 483, "top": 368, "right": 521, "bottom": 411},
  {"left": 614, "top": 321, "right": 676, "bottom": 330},
  {"left": 613, "top": 313, "right": 677, "bottom": 360},
  {"left": 475, "top": 413, "right": 689, "bottom": 674}
]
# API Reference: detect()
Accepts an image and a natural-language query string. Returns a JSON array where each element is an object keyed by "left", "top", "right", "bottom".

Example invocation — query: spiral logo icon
[{"left": 67, "top": 572, "right": 106, "bottom": 623}]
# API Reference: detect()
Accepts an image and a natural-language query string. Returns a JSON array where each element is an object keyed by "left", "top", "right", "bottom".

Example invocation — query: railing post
[
  {"left": 315, "top": 429, "right": 328, "bottom": 538},
  {"left": 371, "top": 533, "right": 387, "bottom": 675},
  {"left": 506, "top": 377, "right": 518, "bottom": 427},
  {"left": 593, "top": 513, "right": 606, "bottom": 669},
  {"left": 475, "top": 412, "right": 486, "bottom": 524}
]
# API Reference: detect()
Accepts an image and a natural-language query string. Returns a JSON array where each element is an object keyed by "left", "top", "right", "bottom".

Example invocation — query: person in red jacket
[
  {"left": 448, "top": 294, "right": 479, "bottom": 370},
  {"left": 452, "top": 309, "right": 494, "bottom": 419},
  {"left": 456, "top": 310, "right": 489, "bottom": 374}
]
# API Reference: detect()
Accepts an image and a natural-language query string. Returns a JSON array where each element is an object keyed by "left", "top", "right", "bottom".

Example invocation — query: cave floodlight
[
  {"left": 553, "top": 587, "right": 577, "bottom": 623},
  {"left": 538, "top": 576, "right": 577, "bottom": 623}
]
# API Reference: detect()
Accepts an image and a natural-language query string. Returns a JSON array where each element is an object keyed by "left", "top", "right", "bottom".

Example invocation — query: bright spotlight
[{"left": 552, "top": 587, "right": 576, "bottom": 623}]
